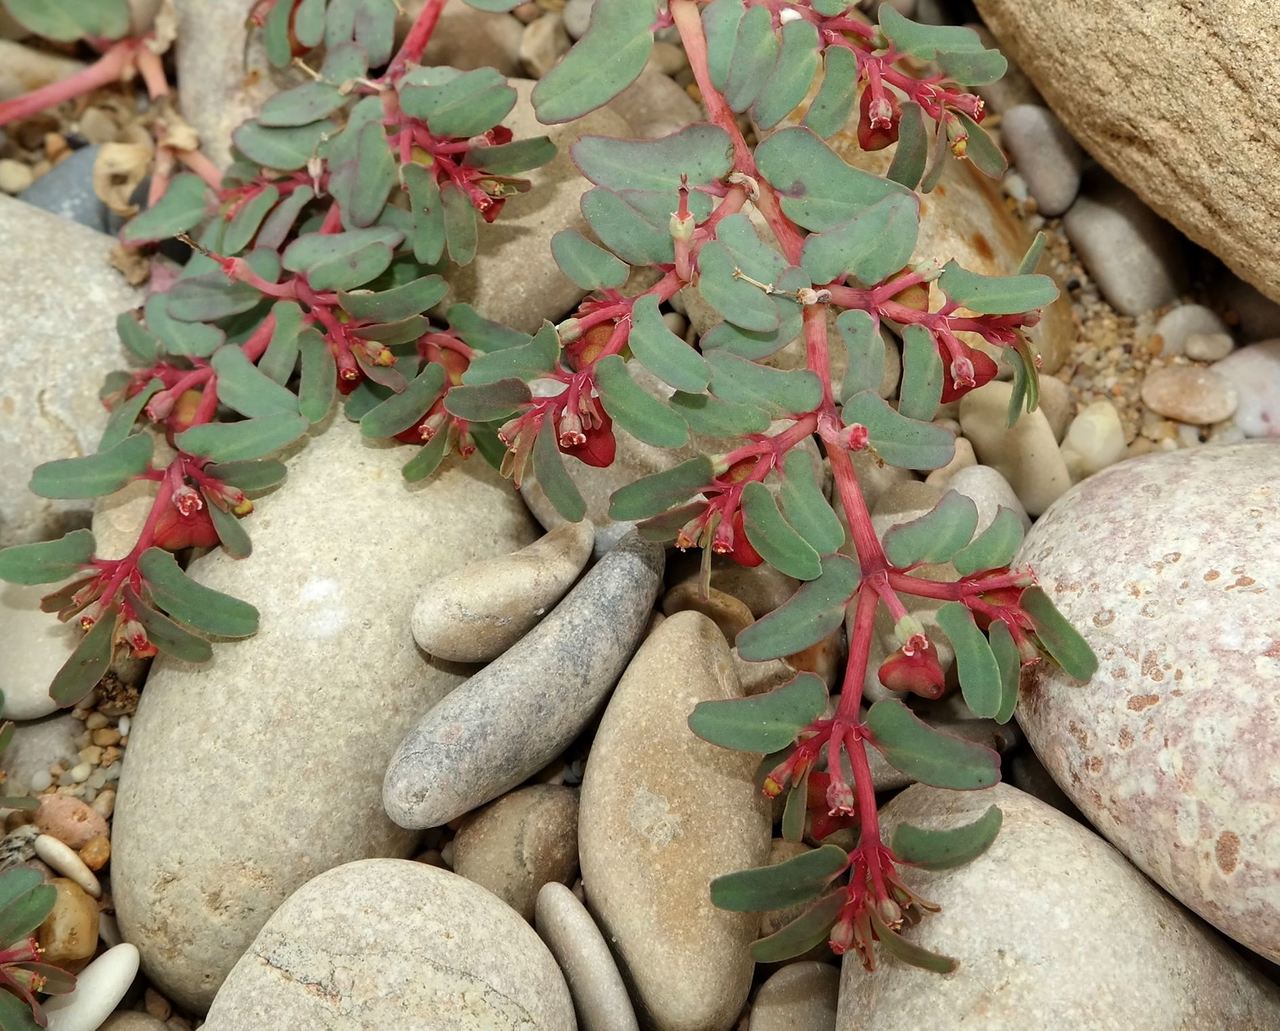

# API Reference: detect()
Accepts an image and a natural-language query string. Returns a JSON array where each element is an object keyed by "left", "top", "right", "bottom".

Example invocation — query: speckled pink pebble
[
  {"left": 35, "top": 794, "right": 109, "bottom": 849},
  {"left": 1016, "top": 442, "right": 1280, "bottom": 961}
]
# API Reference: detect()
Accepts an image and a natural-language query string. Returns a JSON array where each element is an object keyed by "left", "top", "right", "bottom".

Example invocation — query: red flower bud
[
  {"left": 152, "top": 499, "right": 220, "bottom": 552},
  {"left": 559, "top": 409, "right": 616, "bottom": 468},
  {"left": 939, "top": 345, "right": 998, "bottom": 403},
  {"left": 714, "top": 508, "right": 762, "bottom": 567},
  {"left": 878, "top": 638, "right": 947, "bottom": 699},
  {"left": 857, "top": 87, "right": 901, "bottom": 151}
]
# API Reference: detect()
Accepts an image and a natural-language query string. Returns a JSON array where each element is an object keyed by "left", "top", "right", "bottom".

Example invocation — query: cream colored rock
[
  {"left": 0, "top": 582, "right": 76, "bottom": 720},
  {"left": 612, "top": 68, "right": 703, "bottom": 139},
  {"left": 837, "top": 784, "right": 1280, "bottom": 1029},
  {"left": 1060, "top": 400, "right": 1127, "bottom": 481},
  {"left": 418, "top": 0, "right": 524, "bottom": 76},
  {"left": 580, "top": 611, "right": 770, "bottom": 1031},
  {"left": 1036, "top": 375, "right": 1073, "bottom": 442},
  {"left": 1140, "top": 366, "right": 1238, "bottom": 425},
  {"left": 1017, "top": 443, "right": 1280, "bottom": 962},
  {"left": 100, "top": 1015, "right": 167, "bottom": 1031},
  {"left": 113, "top": 421, "right": 537, "bottom": 1011},
  {"left": 959, "top": 381, "right": 1071, "bottom": 515},
  {"left": 453, "top": 784, "right": 579, "bottom": 921},
  {"left": 974, "top": 0, "right": 1280, "bottom": 304},
  {"left": 924, "top": 436, "right": 976, "bottom": 487},
  {"left": 412, "top": 521, "right": 594, "bottom": 662},
  {"left": 203, "top": 860, "right": 575, "bottom": 1030},
  {"left": 946, "top": 464, "right": 1031, "bottom": 533},
  {"left": 750, "top": 962, "right": 839, "bottom": 1031},
  {"left": 0, "top": 41, "right": 84, "bottom": 100}
]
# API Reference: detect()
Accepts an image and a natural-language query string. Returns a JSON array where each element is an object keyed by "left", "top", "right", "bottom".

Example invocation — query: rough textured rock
[
  {"left": 113, "top": 421, "right": 537, "bottom": 1011},
  {"left": 580, "top": 611, "right": 771, "bottom": 1031},
  {"left": 837, "top": 784, "right": 1280, "bottom": 1029},
  {"left": 203, "top": 859, "right": 574, "bottom": 1030},
  {"left": 1017, "top": 443, "right": 1280, "bottom": 962},
  {"left": 974, "top": 0, "right": 1280, "bottom": 304},
  {"left": 0, "top": 197, "right": 138, "bottom": 546},
  {"left": 749, "top": 962, "right": 839, "bottom": 1031},
  {"left": 453, "top": 785, "right": 579, "bottom": 921},
  {"left": 385, "top": 534, "right": 663, "bottom": 829}
]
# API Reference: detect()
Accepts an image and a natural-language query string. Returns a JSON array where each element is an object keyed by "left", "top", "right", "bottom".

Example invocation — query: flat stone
[
  {"left": 1017, "top": 443, "right": 1280, "bottom": 961},
  {"left": 1213, "top": 339, "right": 1280, "bottom": 437},
  {"left": 1153, "top": 304, "right": 1231, "bottom": 358},
  {"left": 1140, "top": 366, "right": 1237, "bottom": 425},
  {"left": 837, "top": 784, "right": 1280, "bottom": 1028},
  {"left": 19, "top": 145, "right": 108, "bottom": 231},
  {"left": 453, "top": 784, "right": 579, "bottom": 921},
  {"left": 0, "top": 197, "right": 138, "bottom": 546},
  {"left": 385, "top": 534, "right": 663, "bottom": 829},
  {"left": 411, "top": 520, "right": 594, "bottom": 663},
  {"left": 1184, "top": 332, "right": 1234, "bottom": 363},
  {"left": 202, "top": 859, "right": 574, "bottom": 1029},
  {"left": 974, "top": 0, "right": 1280, "bottom": 304},
  {"left": 749, "top": 962, "right": 839, "bottom": 1031},
  {"left": 580, "top": 611, "right": 770, "bottom": 1031},
  {"left": 0, "top": 582, "right": 77, "bottom": 720},
  {"left": 1000, "top": 104, "right": 1082, "bottom": 216},
  {"left": 113, "top": 420, "right": 537, "bottom": 1011},
  {"left": 535, "top": 882, "right": 640, "bottom": 1031}
]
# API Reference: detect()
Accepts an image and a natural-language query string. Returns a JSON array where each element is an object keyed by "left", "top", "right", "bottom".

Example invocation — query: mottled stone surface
[
  {"left": 0, "top": 197, "right": 137, "bottom": 546},
  {"left": 1017, "top": 443, "right": 1280, "bottom": 961},
  {"left": 412, "top": 521, "right": 593, "bottom": 663},
  {"left": 974, "top": 0, "right": 1280, "bottom": 303},
  {"left": 113, "top": 421, "right": 537, "bottom": 1011},
  {"left": 838, "top": 784, "right": 1280, "bottom": 1029},
  {"left": 535, "top": 882, "right": 640, "bottom": 1031},
  {"left": 580, "top": 611, "right": 770, "bottom": 1031},
  {"left": 203, "top": 860, "right": 575, "bottom": 1030},
  {"left": 385, "top": 534, "right": 664, "bottom": 829}
]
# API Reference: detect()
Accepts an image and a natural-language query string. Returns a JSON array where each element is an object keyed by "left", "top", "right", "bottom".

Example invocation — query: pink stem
[{"left": 0, "top": 39, "right": 139, "bottom": 126}]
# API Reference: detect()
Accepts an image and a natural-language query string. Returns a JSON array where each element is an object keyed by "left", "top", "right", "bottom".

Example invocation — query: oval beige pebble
[
  {"left": 837, "top": 784, "right": 1280, "bottom": 1029},
  {"left": 43, "top": 944, "right": 140, "bottom": 1031},
  {"left": 453, "top": 784, "right": 579, "bottom": 921},
  {"left": 1140, "top": 366, "right": 1238, "bottom": 424},
  {"left": 100, "top": 1014, "right": 168, "bottom": 1031},
  {"left": 580, "top": 610, "right": 770, "bottom": 1031},
  {"left": 34, "top": 834, "right": 101, "bottom": 898},
  {"left": 411, "top": 520, "right": 594, "bottom": 662},
  {"left": 535, "top": 882, "right": 639, "bottom": 1031},
  {"left": 202, "top": 859, "right": 574, "bottom": 1030},
  {"left": 749, "top": 962, "right": 839, "bottom": 1031},
  {"left": 36, "top": 794, "right": 109, "bottom": 849}
]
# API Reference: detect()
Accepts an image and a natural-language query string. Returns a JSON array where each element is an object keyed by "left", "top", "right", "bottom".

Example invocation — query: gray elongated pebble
[{"left": 384, "top": 533, "right": 664, "bottom": 828}]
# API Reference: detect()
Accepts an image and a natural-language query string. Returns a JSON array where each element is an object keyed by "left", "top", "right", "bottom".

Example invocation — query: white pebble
[
  {"left": 117, "top": 716, "right": 130, "bottom": 738},
  {"left": 1001, "top": 104, "right": 1083, "bottom": 216},
  {"left": 68, "top": 762, "right": 91, "bottom": 783},
  {"left": 30, "top": 770, "right": 53, "bottom": 792},
  {"left": 1152, "top": 304, "right": 1229, "bottom": 357},
  {"left": 34, "top": 834, "right": 102, "bottom": 898},
  {"left": 1184, "top": 332, "right": 1234, "bottom": 362},
  {"left": 103, "top": 763, "right": 122, "bottom": 782},
  {"left": 98, "top": 912, "right": 121, "bottom": 948},
  {"left": 1060, "top": 400, "right": 1127, "bottom": 481},
  {"left": 43, "top": 944, "right": 140, "bottom": 1031}
]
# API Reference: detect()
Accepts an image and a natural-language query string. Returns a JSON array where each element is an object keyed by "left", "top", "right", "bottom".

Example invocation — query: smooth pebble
[
  {"left": 34, "top": 835, "right": 101, "bottom": 898},
  {"left": 1153, "top": 304, "right": 1229, "bottom": 357},
  {"left": 1140, "top": 366, "right": 1237, "bottom": 425},
  {"left": 1000, "top": 104, "right": 1082, "bottom": 215},
  {"left": 1059, "top": 400, "right": 1127, "bottom": 481},
  {"left": 749, "top": 962, "right": 839, "bottom": 1031},
  {"left": 1212, "top": 339, "right": 1280, "bottom": 437},
  {"left": 43, "top": 944, "right": 140, "bottom": 1031}
]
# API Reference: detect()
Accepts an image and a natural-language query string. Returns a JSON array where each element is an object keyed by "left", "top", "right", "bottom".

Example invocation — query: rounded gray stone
[
  {"left": 1001, "top": 104, "right": 1083, "bottom": 216},
  {"left": 1153, "top": 304, "right": 1230, "bottom": 358},
  {"left": 202, "top": 859, "right": 575, "bottom": 1030},
  {"left": 749, "top": 962, "right": 839, "bottom": 1031}
]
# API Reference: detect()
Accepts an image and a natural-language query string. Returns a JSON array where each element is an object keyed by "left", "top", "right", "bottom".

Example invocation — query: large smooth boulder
[
  {"left": 837, "top": 784, "right": 1280, "bottom": 1029},
  {"left": 202, "top": 859, "right": 575, "bottom": 1030},
  {"left": 1017, "top": 442, "right": 1280, "bottom": 961},
  {"left": 112, "top": 421, "right": 537, "bottom": 1010},
  {"left": 974, "top": 0, "right": 1280, "bottom": 304},
  {"left": 0, "top": 197, "right": 137, "bottom": 546}
]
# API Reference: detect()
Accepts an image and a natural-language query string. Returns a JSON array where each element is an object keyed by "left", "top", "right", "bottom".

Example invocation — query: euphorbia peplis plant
[{"left": 0, "top": 0, "right": 1097, "bottom": 973}]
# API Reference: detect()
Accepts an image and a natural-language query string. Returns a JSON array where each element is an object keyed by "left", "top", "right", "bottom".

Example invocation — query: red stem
[
  {"left": 0, "top": 39, "right": 140, "bottom": 126},
  {"left": 385, "top": 0, "right": 448, "bottom": 80}
]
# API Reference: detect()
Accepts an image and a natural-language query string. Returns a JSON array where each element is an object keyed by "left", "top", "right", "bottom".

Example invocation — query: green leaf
[
  {"left": 756, "top": 127, "right": 910, "bottom": 231},
  {"left": 402, "top": 429, "right": 452, "bottom": 482},
  {"left": 123, "top": 587, "right": 213, "bottom": 662},
  {"left": 404, "top": 163, "right": 446, "bottom": 266},
  {"left": 399, "top": 66, "right": 517, "bottom": 138},
  {"left": 803, "top": 46, "right": 857, "bottom": 139},
  {"left": 0, "top": 530, "right": 95, "bottom": 586},
  {"left": 447, "top": 304, "right": 532, "bottom": 354},
  {"left": 116, "top": 312, "right": 160, "bottom": 363},
  {"left": 737, "top": 554, "right": 859, "bottom": 661},
  {"left": 898, "top": 325, "right": 943, "bottom": 422},
  {"left": 608, "top": 456, "right": 713, "bottom": 521},
  {"left": 532, "top": 0, "right": 658, "bottom": 123},
  {"left": 295, "top": 0, "right": 328, "bottom": 47},
  {"left": 886, "top": 102, "right": 928, "bottom": 190},
  {"left": 1005, "top": 331, "right": 1041, "bottom": 426},
  {"left": 741, "top": 482, "right": 822, "bottom": 580},
  {"left": 697, "top": 241, "right": 780, "bottom": 333},
  {"left": 259, "top": 82, "right": 347, "bottom": 127},
  {"left": 865, "top": 698, "right": 1000, "bottom": 789},
  {"left": 1017, "top": 232, "right": 1048, "bottom": 275},
  {"left": 138, "top": 548, "right": 259, "bottom": 638},
  {"left": 144, "top": 292, "right": 225, "bottom": 358},
  {"left": 634, "top": 501, "right": 703, "bottom": 543},
  {"left": 465, "top": 136, "right": 557, "bottom": 175},
  {"left": 883, "top": 491, "right": 978, "bottom": 568},
  {"left": 335, "top": 121, "right": 396, "bottom": 228},
  {"left": 953, "top": 508, "right": 1024, "bottom": 577},
  {"left": 0, "top": 868, "right": 55, "bottom": 944},
  {"left": 325, "top": 0, "right": 396, "bottom": 66},
  {"left": 551, "top": 229, "right": 629, "bottom": 291},
  {"left": 691, "top": 671, "right": 829, "bottom": 753},
  {"left": 878, "top": 7, "right": 1003, "bottom": 81},
  {"left": 263, "top": 0, "right": 294, "bottom": 65},
  {"left": 233, "top": 119, "right": 331, "bottom": 172},
  {"left": 360, "top": 363, "right": 445, "bottom": 438},
  {"left": 781, "top": 771, "right": 808, "bottom": 842},
  {"left": 206, "top": 499, "right": 252, "bottom": 560},
  {"left": 257, "top": 185, "right": 315, "bottom": 250},
  {"left": 939, "top": 260, "right": 1057, "bottom": 315},
  {"left": 464, "top": 321, "right": 559, "bottom": 385},
  {"left": 779, "top": 450, "right": 844, "bottom": 554},
  {"left": 749, "top": 890, "right": 844, "bottom": 963},
  {"left": 30, "top": 434, "right": 151, "bottom": 500},
  {"left": 176, "top": 413, "right": 309, "bottom": 462},
  {"left": 100, "top": 378, "right": 162, "bottom": 450},
  {"left": 211, "top": 346, "right": 300, "bottom": 418},
  {"left": 166, "top": 271, "right": 263, "bottom": 323},
  {"left": 282, "top": 228, "right": 402, "bottom": 291},
  {"left": 49, "top": 607, "right": 116, "bottom": 706},
  {"left": 706, "top": 352, "right": 822, "bottom": 416},
  {"left": 989, "top": 619, "right": 1021, "bottom": 725},
  {"left": 954, "top": 111, "right": 1006, "bottom": 177},
  {"left": 572, "top": 124, "right": 735, "bottom": 193},
  {"left": 892, "top": 804, "right": 1003, "bottom": 871},
  {"left": 441, "top": 181, "right": 478, "bottom": 265},
  {"left": 703, "top": 0, "right": 742, "bottom": 91},
  {"left": 223, "top": 186, "right": 281, "bottom": 255},
  {"left": 580, "top": 188, "right": 672, "bottom": 266},
  {"left": 594, "top": 355, "right": 689, "bottom": 449},
  {"left": 0, "top": 989, "right": 45, "bottom": 1031},
  {"left": 258, "top": 301, "right": 304, "bottom": 384},
  {"left": 340, "top": 276, "right": 447, "bottom": 323},
  {"left": 937, "top": 602, "right": 1002, "bottom": 718},
  {"left": 754, "top": 18, "right": 820, "bottom": 130},
  {"left": 836, "top": 310, "right": 884, "bottom": 401},
  {"left": 870, "top": 913, "right": 959, "bottom": 974},
  {"left": 298, "top": 330, "right": 337, "bottom": 424},
  {"left": 842, "top": 391, "right": 955, "bottom": 470},
  {"left": 670, "top": 392, "right": 770, "bottom": 438},
  {"left": 120, "top": 174, "right": 208, "bottom": 244},
  {"left": 628, "top": 294, "right": 708, "bottom": 392},
  {"left": 711, "top": 843, "right": 846, "bottom": 912},
  {"left": 206, "top": 460, "right": 288, "bottom": 495},
  {"left": 1021, "top": 586, "right": 1098, "bottom": 681},
  {"left": 723, "top": 5, "right": 777, "bottom": 114},
  {"left": 445, "top": 378, "right": 532, "bottom": 423},
  {"left": 3, "top": 0, "right": 129, "bottom": 40},
  {"left": 533, "top": 418, "right": 587, "bottom": 522},
  {"left": 801, "top": 193, "right": 919, "bottom": 287}
]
